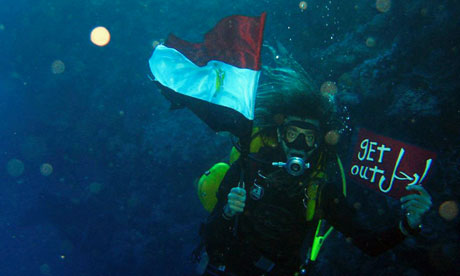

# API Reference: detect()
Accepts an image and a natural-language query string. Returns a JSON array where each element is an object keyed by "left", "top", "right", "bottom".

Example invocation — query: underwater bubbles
[
  {"left": 376, "top": 0, "right": 391, "bottom": 13},
  {"left": 299, "top": 1, "right": 307, "bottom": 11},
  {"left": 7, "top": 158, "right": 24, "bottom": 177},
  {"left": 325, "top": 130, "right": 340, "bottom": 146},
  {"left": 320, "top": 81, "right": 338, "bottom": 96},
  {"left": 439, "top": 201, "right": 459, "bottom": 221},
  {"left": 90, "top": 26, "right": 111, "bottom": 47},
  {"left": 40, "top": 163, "right": 53, "bottom": 176},
  {"left": 51, "top": 60, "right": 65, "bottom": 74}
]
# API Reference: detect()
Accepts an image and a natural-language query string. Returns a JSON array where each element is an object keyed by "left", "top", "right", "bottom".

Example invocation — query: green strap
[
  {"left": 309, "top": 154, "right": 347, "bottom": 262},
  {"left": 310, "top": 219, "right": 333, "bottom": 261},
  {"left": 336, "top": 154, "right": 347, "bottom": 197}
]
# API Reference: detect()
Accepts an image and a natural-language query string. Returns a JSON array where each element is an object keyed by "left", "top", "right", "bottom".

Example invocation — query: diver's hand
[
  {"left": 223, "top": 187, "right": 246, "bottom": 218},
  {"left": 400, "top": 185, "right": 432, "bottom": 231}
]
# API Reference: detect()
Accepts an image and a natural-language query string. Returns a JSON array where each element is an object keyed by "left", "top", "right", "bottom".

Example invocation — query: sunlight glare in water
[
  {"left": 366, "top": 37, "right": 376, "bottom": 47},
  {"left": 40, "top": 163, "right": 53, "bottom": 176},
  {"left": 90, "top": 26, "right": 111, "bottom": 47},
  {"left": 376, "top": 0, "right": 391, "bottom": 13},
  {"left": 439, "top": 201, "right": 459, "bottom": 221},
  {"left": 299, "top": 1, "right": 307, "bottom": 11},
  {"left": 51, "top": 60, "right": 65, "bottom": 74},
  {"left": 325, "top": 130, "right": 340, "bottom": 145},
  {"left": 7, "top": 158, "right": 24, "bottom": 177},
  {"left": 320, "top": 81, "right": 338, "bottom": 96}
]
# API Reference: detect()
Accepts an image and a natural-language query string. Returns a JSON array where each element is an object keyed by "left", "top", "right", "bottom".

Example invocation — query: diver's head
[
  {"left": 255, "top": 89, "right": 335, "bottom": 161},
  {"left": 277, "top": 116, "right": 320, "bottom": 161},
  {"left": 253, "top": 51, "right": 341, "bottom": 173}
]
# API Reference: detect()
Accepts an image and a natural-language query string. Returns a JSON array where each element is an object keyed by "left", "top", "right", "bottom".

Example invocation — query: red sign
[{"left": 348, "top": 128, "right": 436, "bottom": 198}]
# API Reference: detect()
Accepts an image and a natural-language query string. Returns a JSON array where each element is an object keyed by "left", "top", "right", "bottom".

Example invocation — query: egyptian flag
[{"left": 149, "top": 13, "right": 266, "bottom": 139}]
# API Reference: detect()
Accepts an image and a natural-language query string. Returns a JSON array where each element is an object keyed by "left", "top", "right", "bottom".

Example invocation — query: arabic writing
[{"left": 350, "top": 138, "right": 433, "bottom": 193}]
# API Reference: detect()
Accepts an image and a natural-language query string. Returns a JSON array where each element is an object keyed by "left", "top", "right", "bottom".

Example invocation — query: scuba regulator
[
  {"left": 272, "top": 157, "right": 310, "bottom": 177},
  {"left": 272, "top": 119, "right": 320, "bottom": 176}
]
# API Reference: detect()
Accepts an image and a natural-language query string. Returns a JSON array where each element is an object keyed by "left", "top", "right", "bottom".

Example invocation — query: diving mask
[{"left": 281, "top": 121, "right": 318, "bottom": 151}]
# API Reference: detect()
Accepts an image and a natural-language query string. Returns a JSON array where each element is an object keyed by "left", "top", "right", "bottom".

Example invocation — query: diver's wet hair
[
  {"left": 255, "top": 43, "right": 336, "bottom": 130},
  {"left": 256, "top": 90, "right": 334, "bottom": 128}
]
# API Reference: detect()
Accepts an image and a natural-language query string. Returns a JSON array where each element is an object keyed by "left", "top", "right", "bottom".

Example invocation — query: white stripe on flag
[{"left": 149, "top": 45, "right": 259, "bottom": 120}]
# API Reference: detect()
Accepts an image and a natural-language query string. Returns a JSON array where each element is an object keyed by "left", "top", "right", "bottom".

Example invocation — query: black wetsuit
[{"left": 202, "top": 146, "right": 406, "bottom": 276}]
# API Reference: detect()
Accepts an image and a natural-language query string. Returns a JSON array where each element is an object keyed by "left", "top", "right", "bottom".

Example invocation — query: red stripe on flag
[{"left": 165, "top": 12, "right": 266, "bottom": 70}]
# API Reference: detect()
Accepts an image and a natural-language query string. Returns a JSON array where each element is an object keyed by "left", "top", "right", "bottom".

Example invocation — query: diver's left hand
[{"left": 400, "top": 185, "right": 432, "bottom": 229}]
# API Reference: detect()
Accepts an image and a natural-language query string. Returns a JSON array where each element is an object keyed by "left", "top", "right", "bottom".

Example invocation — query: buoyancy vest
[{"left": 196, "top": 127, "right": 347, "bottom": 270}]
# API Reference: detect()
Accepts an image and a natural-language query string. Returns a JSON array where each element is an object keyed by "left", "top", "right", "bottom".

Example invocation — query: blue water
[{"left": 1, "top": 0, "right": 459, "bottom": 275}]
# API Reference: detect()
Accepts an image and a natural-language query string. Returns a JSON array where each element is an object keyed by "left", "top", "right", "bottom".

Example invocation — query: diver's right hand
[{"left": 224, "top": 187, "right": 246, "bottom": 218}]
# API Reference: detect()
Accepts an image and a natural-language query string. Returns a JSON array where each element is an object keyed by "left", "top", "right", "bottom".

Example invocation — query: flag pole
[
  {"left": 233, "top": 123, "right": 252, "bottom": 237},
  {"left": 232, "top": 12, "right": 265, "bottom": 236}
]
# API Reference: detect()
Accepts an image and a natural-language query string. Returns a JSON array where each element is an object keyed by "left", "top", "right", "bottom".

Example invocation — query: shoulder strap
[{"left": 307, "top": 153, "right": 347, "bottom": 263}]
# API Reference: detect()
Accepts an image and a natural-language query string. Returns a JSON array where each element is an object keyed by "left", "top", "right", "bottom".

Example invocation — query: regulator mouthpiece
[{"left": 272, "top": 157, "right": 310, "bottom": 176}]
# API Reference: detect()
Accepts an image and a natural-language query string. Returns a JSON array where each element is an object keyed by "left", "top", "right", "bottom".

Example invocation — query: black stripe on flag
[{"left": 156, "top": 83, "right": 252, "bottom": 139}]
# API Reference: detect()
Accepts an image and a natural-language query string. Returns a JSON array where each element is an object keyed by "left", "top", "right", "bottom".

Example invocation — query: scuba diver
[{"left": 194, "top": 48, "right": 432, "bottom": 275}]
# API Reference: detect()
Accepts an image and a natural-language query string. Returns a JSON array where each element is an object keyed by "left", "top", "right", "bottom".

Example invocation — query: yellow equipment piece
[
  {"left": 229, "top": 127, "right": 278, "bottom": 165},
  {"left": 308, "top": 154, "right": 347, "bottom": 262},
  {"left": 197, "top": 162, "right": 230, "bottom": 212},
  {"left": 304, "top": 175, "right": 322, "bottom": 221},
  {"left": 198, "top": 128, "right": 277, "bottom": 212},
  {"left": 303, "top": 152, "right": 325, "bottom": 222}
]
